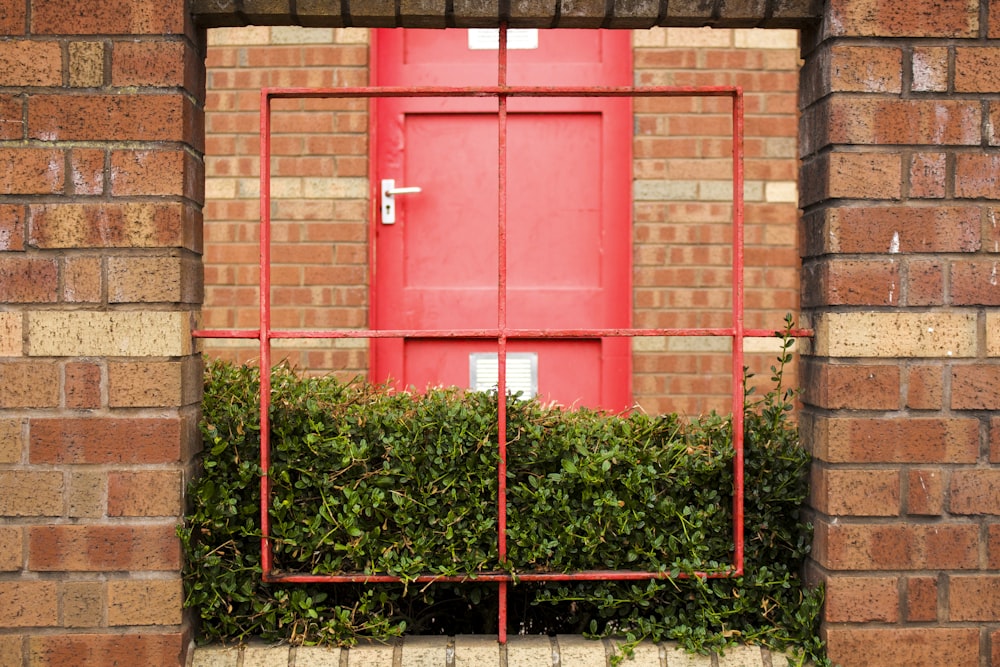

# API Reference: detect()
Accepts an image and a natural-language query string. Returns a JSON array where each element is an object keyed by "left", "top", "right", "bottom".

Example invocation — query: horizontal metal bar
[
  {"left": 263, "top": 567, "right": 739, "bottom": 584},
  {"left": 194, "top": 328, "right": 813, "bottom": 340},
  {"left": 264, "top": 85, "right": 741, "bottom": 100}
]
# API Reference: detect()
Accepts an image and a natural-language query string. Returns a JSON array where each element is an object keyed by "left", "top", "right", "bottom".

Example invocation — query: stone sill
[{"left": 190, "top": 636, "right": 810, "bottom": 667}]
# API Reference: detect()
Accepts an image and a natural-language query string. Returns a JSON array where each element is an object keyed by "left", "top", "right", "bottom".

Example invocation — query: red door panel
[{"left": 374, "top": 29, "right": 632, "bottom": 411}]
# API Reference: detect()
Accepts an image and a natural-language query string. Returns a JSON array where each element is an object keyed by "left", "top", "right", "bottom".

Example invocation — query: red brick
[
  {"left": 28, "top": 93, "right": 196, "bottom": 143},
  {"left": 0, "top": 95, "right": 24, "bottom": 140},
  {"left": 28, "top": 633, "right": 185, "bottom": 667},
  {"left": 801, "top": 258, "right": 900, "bottom": 308},
  {"left": 28, "top": 525, "right": 180, "bottom": 571},
  {"left": 813, "top": 416, "right": 980, "bottom": 464},
  {"left": 0, "top": 582, "right": 58, "bottom": 627},
  {"left": 950, "top": 469, "right": 1000, "bottom": 515},
  {"left": 0, "top": 148, "right": 64, "bottom": 195},
  {"left": 905, "top": 258, "right": 945, "bottom": 306},
  {"left": 801, "top": 360, "right": 899, "bottom": 410},
  {"left": 950, "top": 259, "right": 1000, "bottom": 305},
  {"left": 112, "top": 40, "right": 191, "bottom": 87},
  {"left": 108, "top": 470, "right": 183, "bottom": 517},
  {"left": 0, "top": 256, "right": 57, "bottom": 303},
  {"left": 952, "top": 366, "right": 1000, "bottom": 410},
  {"left": 823, "top": 576, "right": 899, "bottom": 623},
  {"left": 829, "top": 45, "right": 903, "bottom": 94},
  {"left": 956, "top": 154, "right": 1000, "bottom": 199},
  {"left": 815, "top": 520, "right": 979, "bottom": 571},
  {"left": 802, "top": 205, "right": 981, "bottom": 256},
  {"left": 907, "top": 468, "right": 944, "bottom": 515},
  {"left": 68, "top": 148, "right": 105, "bottom": 196},
  {"left": 0, "top": 361, "right": 59, "bottom": 408},
  {"left": 906, "top": 576, "right": 938, "bottom": 622},
  {"left": 0, "top": 40, "right": 61, "bottom": 86},
  {"left": 0, "top": 204, "right": 25, "bottom": 251},
  {"left": 909, "top": 152, "right": 946, "bottom": 198},
  {"left": 29, "top": 418, "right": 183, "bottom": 464},
  {"left": 811, "top": 467, "right": 900, "bottom": 516},
  {"left": 110, "top": 149, "right": 201, "bottom": 198},
  {"left": 828, "top": 98, "right": 981, "bottom": 146},
  {"left": 949, "top": 575, "right": 1000, "bottom": 620},
  {"left": 826, "top": 0, "right": 979, "bottom": 37},
  {"left": 30, "top": 0, "right": 186, "bottom": 34},
  {"left": 0, "top": 1, "right": 26, "bottom": 35},
  {"left": 28, "top": 202, "right": 196, "bottom": 250},
  {"left": 61, "top": 255, "right": 102, "bottom": 303},
  {"left": 64, "top": 362, "right": 102, "bottom": 409},
  {"left": 989, "top": 524, "right": 1000, "bottom": 568},
  {"left": 954, "top": 47, "right": 1000, "bottom": 93},
  {"left": 809, "top": 152, "right": 903, "bottom": 203},
  {"left": 825, "top": 627, "right": 978, "bottom": 667},
  {"left": 990, "top": 102, "right": 1000, "bottom": 146}
]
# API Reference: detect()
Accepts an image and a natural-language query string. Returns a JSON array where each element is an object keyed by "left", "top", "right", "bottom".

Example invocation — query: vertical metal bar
[
  {"left": 496, "top": 20, "right": 509, "bottom": 644},
  {"left": 259, "top": 90, "right": 275, "bottom": 576},
  {"left": 730, "top": 88, "right": 745, "bottom": 575}
]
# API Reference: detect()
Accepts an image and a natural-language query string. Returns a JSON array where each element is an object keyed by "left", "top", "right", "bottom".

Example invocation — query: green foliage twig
[{"left": 180, "top": 319, "right": 826, "bottom": 663}]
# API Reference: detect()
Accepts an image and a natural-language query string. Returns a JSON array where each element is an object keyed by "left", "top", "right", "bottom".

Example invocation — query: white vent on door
[{"left": 470, "top": 352, "right": 538, "bottom": 399}]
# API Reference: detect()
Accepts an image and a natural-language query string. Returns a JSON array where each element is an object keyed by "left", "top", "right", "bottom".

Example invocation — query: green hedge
[{"left": 180, "top": 332, "right": 826, "bottom": 664}]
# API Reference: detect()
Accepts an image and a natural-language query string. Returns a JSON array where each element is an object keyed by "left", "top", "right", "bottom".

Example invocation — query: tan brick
[
  {"left": 0, "top": 637, "right": 22, "bottom": 667},
  {"left": 452, "top": 636, "right": 500, "bottom": 667},
  {"left": 0, "top": 418, "right": 23, "bottom": 464},
  {"left": 67, "top": 471, "right": 105, "bottom": 519},
  {"left": 29, "top": 417, "right": 184, "bottom": 465},
  {"left": 108, "top": 256, "right": 201, "bottom": 304},
  {"left": 62, "top": 581, "right": 103, "bottom": 628},
  {"left": 812, "top": 311, "right": 977, "bottom": 358},
  {"left": 28, "top": 525, "right": 180, "bottom": 572},
  {"left": 0, "top": 526, "right": 23, "bottom": 571},
  {"left": 506, "top": 636, "right": 552, "bottom": 667},
  {"left": 108, "top": 470, "right": 182, "bottom": 517},
  {"left": 27, "top": 311, "right": 192, "bottom": 357},
  {"left": 69, "top": 41, "right": 104, "bottom": 88},
  {"left": 191, "top": 645, "right": 241, "bottom": 667},
  {"left": 295, "top": 646, "right": 343, "bottom": 667},
  {"left": 0, "top": 471, "right": 62, "bottom": 517},
  {"left": 0, "top": 582, "right": 59, "bottom": 627},
  {"left": 0, "top": 361, "right": 59, "bottom": 408},
  {"left": 0, "top": 312, "right": 22, "bottom": 357},
  {"left": 62, "top": 255, "right": 102, "bottom": 303},
  {"left": 108, "top": 578, "right": 182, "bottom": 626},
  {"left": 108, "top": 358, "right": 200, "bottom": 408},
  {"left": 28, "top": 202, "right": 196, "bottom": 250}
]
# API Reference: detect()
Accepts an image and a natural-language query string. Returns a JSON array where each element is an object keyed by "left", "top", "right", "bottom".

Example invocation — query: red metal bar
[
  {"left": 730, "top": 89, "right": 746, "bottom": 576},
  {"left": 263, "top": 568, "right": 739, "bottom": 584},
  {"left": 259, "top": 89, "right": 274, "bottom": 576},
  {"left": 193, "top": 327, "right": 813, "bottom": 340},
  {"left": 496, "top": 21, "right": 509, "bottom": 643}
]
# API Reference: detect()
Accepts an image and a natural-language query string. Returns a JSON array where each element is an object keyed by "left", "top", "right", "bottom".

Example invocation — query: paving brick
[
  {"left": 555, "top": 636, "right": 606, "bottom": 667},
  {"left": 191, "top": 645, "right": 241, "bottom": 667},
  {"left": 27, "top": 311, "right": 192, "bottom": 358},
  {"left": 716, "top": 644, "right": 765, "bottom": 666},
  {"left": 454, "top": 636, "right": 500, "bottom": 667}
]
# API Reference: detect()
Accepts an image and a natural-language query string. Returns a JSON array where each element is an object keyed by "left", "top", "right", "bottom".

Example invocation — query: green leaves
[{"left": 181, "top": 323, "right": 827, "bottom": 664}]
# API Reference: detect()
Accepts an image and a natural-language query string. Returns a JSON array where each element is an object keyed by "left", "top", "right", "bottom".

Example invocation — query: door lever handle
[{"left": 381, "top": 179, "right": 422, "bottom": 224}]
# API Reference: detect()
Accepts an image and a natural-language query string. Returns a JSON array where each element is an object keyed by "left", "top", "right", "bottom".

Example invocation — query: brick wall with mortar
[
  {"left": 5, "top": 0, "right": 1000, "bottom": 665},
  {"left": 200, "top": 24, "right": 801, "bottom": 416}
]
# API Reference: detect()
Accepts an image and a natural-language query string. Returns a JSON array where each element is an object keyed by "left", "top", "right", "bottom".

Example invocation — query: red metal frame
[{"left": 192, "top": 25, "right": 812, "bottom": 642}]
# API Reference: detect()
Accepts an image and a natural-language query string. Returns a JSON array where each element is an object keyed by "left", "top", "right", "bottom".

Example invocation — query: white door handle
[{"left": 381, "top": 179, "right": 422, "bottom": 224}]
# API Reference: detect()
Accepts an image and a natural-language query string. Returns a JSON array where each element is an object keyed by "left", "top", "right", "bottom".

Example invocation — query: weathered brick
[
  {"left": 950, "top": 469, "right": 1000, "bottom": 515},
  {"left": 0, "top": 526, "right": 23, "bottom": 572},
  {"left": 107, "top": 256, "right": 202, "bottom": 303},
  {"left": 0, "top": 148, "right": 64, "bottom": 195},
  {"left": 68, "top": 148, "right": 105, "bottom": 195},
  {"left": 0, "top": 582, "right": 59, "bottom": 627},
  {"left": 61, "top": 255, "right": 102, "bottom": 304},
  {"left": 28, "top": 93, "right": 196, "bottom": 143},
  {"left": 800, "top": 360, "right": 899, "bottom": 409},
  {"left": 110, "top": 149, "right": 202, "bottom": 199},
  {"left": 63, "top": 362, "right": 101, "bottom": 410},
  {"left": 28, "top": 525, "right": 180, "bottom": 572},
  {"left": 108, "top": 470, "right": 183, "bottom": 516},
  {"left": 29, "top": 202, "right": 197, "bottom": 250},
  {"left": 956, "top": 154, "right": 1000, "bottom": 199},
  {"left": 826, "top": 0, "right": 978, "bottom": 37},
  {"left": 28, "top": 634, "right": 186, "bottom": 667},
  {"left": 0, "top": 361, "right": 58, "bottom": 408},
  {"left": 952, "top": 365, "right": 1000, "bottom": 410},
  {"left": 811, "top": 467, "right": 899, "bottom": 516},
  {"left": 824, "top": 576, "right": 899, "bottom": 622},
  {"left": 27, "top": 311, "right": 193, "bottom": 357},
  {"left": 815, "top": 520, "right": 978, "bottom": 570},
  {"left": 108, "top": 579, "right": 183, "bottom": 626},
  {"left": 907, "top": 468, "right": 944, "bottom": 516},
  {"left": 29, "top": 417, "right": 183, "bottom": 464},
  {"left": 906, "top": 576, "right": 938, "bottom": 622},
  {"left": 911, "top": 46, "right": 949, "bottom": 92},
  {"left": 31, "top": 0, "right": 187, "bottom": 34},
  {"left": 62, "top": 581, "right": 103, "bottom": 628},
  {"left": 825, "top": 627, "right": 978, "bottom": 667},
  {"left": 0, "top": 418, "right": 23, "bottom": 464},
  {"left": 827, "top": 98, "right": 981, "bottom": 146},
  {"left": 802, "top": 205, "right": 981, "bottom": 256},
  {"left": 0, "top": 256, "right": 58, "bottom": 303},
  {"left": 0, "top": 204, "right": 26, "bottom": 251},
  {"left": 66, "top": 471, "right": 105, "bottom": 519},
  {"left": 811, "top": 416, "right": 979, "bottom": 464},
  {"left": 0, "top": 471, "right": 62, "bottom": 517},
  {"left": 801, "top": 258, "right": 899, "bottom": 307},
  {"left": 68, "top": 41, "right": 104, "bottom": 88},
  {"left": 830, "top": 44, "right": 902, "bottom": 94},
  {"left": 811, "top": 311, "right": 977, "bottom": 358},
  {"left": 0, "top": 40, "right": 62, "bottom": 86}
]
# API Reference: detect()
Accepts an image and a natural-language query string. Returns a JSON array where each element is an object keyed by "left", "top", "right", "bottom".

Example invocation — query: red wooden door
[{"left": 373, "top": 29, "right": 632, "bottom": 411}]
